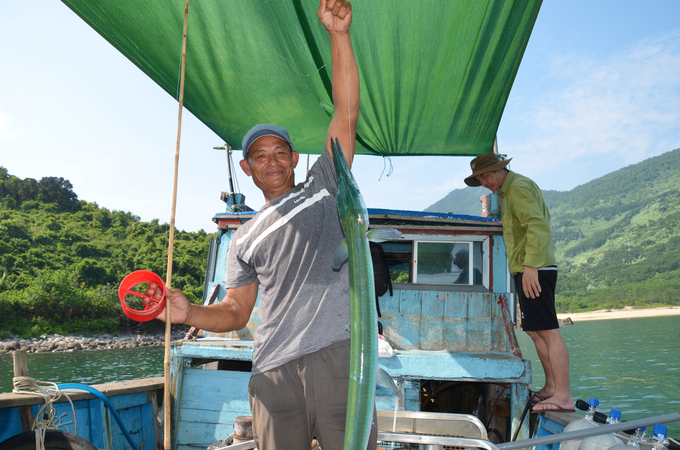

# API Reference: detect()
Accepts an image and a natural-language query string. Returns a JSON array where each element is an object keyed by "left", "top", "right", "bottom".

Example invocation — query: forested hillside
[
  {"left": 0, "top": 167, "right": 213, "bottom": 337},
  {"left": 425, "top": 148, "right": 680, "bottom": 313}
]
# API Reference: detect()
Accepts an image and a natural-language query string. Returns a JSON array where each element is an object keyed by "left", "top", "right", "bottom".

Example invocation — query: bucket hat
[
  {"left": 464, "top": 152, "right": 512, "bottom": 187},
  {"left": 241, "top": 124, "right": 294, "bottom": 159}
]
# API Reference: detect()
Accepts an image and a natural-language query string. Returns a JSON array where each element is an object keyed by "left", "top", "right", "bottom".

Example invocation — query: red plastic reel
[{"left": 118, "top": 270, "right": 166, "bottom": 322}]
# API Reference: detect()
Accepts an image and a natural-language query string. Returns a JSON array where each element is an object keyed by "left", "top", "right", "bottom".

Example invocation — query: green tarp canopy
[{"left": 61, "top": 0, "right": 541, "bottom": 157}]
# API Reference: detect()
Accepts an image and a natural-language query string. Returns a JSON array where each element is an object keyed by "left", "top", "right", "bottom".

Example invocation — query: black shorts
[{"left": 514, "top": 268, "right": 558, "bottom": 332}]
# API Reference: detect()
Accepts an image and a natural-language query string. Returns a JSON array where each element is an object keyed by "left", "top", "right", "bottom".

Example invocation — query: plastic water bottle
[
  {"left": 579, "top": 409, "right": 624, "bottom": 450},
  {"left": 561, "top": 398, "right": 603, "bottom": 450},
  {"left": 652, "top": 425, "right": 669, "bottom": 450},
  {"left": 608, "top": 430, "right": 642, "bottom": 449},
  {"left": 608, "top": 432, "right": 641, "bottom": 449}
]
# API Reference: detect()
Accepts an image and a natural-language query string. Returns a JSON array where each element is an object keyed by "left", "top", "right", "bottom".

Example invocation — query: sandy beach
[{"left": 557, "top": 306, "right": 680, "bottom": 322}]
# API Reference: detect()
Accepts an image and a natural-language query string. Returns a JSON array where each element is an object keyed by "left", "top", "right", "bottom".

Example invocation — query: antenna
[{"left": 214, "top": 143, "right": 246, "bottom": 211}]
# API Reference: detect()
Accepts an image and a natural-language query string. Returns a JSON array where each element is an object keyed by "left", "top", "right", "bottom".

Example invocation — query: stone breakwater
[{"left": 0, "top": 331, "right": 186, "bottom": 356}]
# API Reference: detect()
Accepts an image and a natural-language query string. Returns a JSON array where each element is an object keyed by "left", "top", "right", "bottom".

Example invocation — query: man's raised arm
[{"left": 318, "top": 0, "right": 359, "bottom": 168}]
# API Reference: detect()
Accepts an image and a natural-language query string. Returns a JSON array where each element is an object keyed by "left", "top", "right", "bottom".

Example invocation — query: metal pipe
[
  {"left": 205, "top": 413, "right": 680, "bottom": 450},
  {"left": 497, "top": 412, "right": 680, "bottom": 450},
  {"left": 210, "top": 440, "right": 256, "bottom": 450},
  {"left": 378, "top": 432, "right": 500, "bottom": 450}
]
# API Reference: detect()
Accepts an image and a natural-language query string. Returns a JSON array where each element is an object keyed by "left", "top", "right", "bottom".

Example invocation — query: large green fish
[{"left": 330, "top": 137, "right": 401, "bottom": 450}]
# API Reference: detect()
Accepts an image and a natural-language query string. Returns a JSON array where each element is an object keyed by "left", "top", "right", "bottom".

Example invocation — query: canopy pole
[{"left": 164, "top": 1, "right": 189, "bottom": 449}]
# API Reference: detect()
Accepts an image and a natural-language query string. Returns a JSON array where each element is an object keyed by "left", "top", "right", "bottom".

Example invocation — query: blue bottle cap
[
  {"left": 609, "top": 409, "right": 621, "bottom": 421},
  {"left": 588, "top": 398, "right": 599, "bottom": 407},
  {"left": 653, "top": 424, "right": 667, "bottom": 439}
]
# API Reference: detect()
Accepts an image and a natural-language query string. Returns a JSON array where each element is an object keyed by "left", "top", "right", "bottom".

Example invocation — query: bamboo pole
[{"left": 164, "top": 1, "right": 189, "bottom": 449}]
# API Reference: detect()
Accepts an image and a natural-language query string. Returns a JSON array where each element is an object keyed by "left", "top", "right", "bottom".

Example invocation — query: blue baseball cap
[{"left": 241, "top": 124, "right": 294, "bottom": 159}]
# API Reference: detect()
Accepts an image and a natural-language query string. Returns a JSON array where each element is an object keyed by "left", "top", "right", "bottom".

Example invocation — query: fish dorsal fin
[
  {"left": 376, "top": 368, "right": 398, "bottom": 396},
  {"left": 332, "top": 238, "right": 349, "bottom": 270},
  {"left": 367, "top": 228, "right": 402, "bottom": 243}
]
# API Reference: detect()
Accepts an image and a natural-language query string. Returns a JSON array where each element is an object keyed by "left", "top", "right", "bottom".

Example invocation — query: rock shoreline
[{"left": 0, "top": 330, "right": 187, "bottom": 356}]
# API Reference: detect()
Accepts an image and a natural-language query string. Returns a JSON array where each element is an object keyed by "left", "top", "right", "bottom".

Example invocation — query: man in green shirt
[{"left": 464, "top": 152, "right": 574, "bottom": 412}]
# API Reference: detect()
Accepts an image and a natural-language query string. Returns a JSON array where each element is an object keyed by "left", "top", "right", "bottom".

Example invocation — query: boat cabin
[{"left": 169, "top": 208, "right": 532, "bottom": 449}]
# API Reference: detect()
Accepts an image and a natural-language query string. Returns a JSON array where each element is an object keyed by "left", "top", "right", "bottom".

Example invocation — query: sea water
[
  {"left": 516, "top": 314, "right": 680, "bottom": 437},
  {"left": 0, "top": 346, "right": 164, "bottom": 392},
  {"left": 1, "top": 315, "right": 679, "bottom": 437}
]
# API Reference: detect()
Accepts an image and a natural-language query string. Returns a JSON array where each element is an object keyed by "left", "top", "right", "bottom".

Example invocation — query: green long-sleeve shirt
[{"left": 498, "top": 171, "right": 556, "bottom": 275}]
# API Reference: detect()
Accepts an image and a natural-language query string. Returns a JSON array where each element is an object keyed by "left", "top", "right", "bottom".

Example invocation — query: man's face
[
  {"left": 239, "top": 135, "right": 300, "bottom": 201},
  {"left": 476, "top": 169, "right": 506, "bottom": 192}
]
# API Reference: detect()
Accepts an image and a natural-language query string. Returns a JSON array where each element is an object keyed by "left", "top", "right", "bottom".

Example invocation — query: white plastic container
[{"left": 561, "top": 398, "right": 603, "bottom": 450}]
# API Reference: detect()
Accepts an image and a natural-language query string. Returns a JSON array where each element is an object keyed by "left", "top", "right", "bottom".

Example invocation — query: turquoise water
[
  {"left": 2, "top": 315, "right": 679, "bottom": 437},
  {"left": 516, "top": 314, "right": 680, "bottom": 437},
  {"left": 0, "top": 346, "right": 165, "bottom": 392}
]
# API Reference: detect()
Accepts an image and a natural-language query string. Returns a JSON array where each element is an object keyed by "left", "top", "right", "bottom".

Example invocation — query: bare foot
[
  {"left": 529, "top": 386, "right": 555, "bottom": 405},
  {"left": 533, "top": 387, "right": 554, "bottom": 402}
]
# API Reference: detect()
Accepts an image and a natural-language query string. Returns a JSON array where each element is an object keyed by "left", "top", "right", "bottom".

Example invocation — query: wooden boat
[
  {"left": 0, "top": 1, "right": 555, "bottom": 448},
  {"left": 1, "top": 208, "right": 536, "bottom": 449}
]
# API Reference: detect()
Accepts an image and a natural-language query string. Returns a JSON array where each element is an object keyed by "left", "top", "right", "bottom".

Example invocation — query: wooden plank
[
  {"left": 384, "top": 313, "right": 421, "bottom": 350},
  {"left": 0, "top": 408, "right": 23, "bottom": 443},
  {"left": 399, "top": 289, "right": 422, "bottom": 315},
  {"left": 107, "top": 392, "right": 157, "bottom": 410},
  {"left": 420, "top": 315, "right": 444, "bottom": 350},
  {"left": 177, "top": 419, "right": 234, "bottom": 446},
  {"left": 379, "top": 289, "right": 400, "bottom": 313},
  {"left": 443, "top": 317, "right": 468, "bottom": 351},
  {"left": 12, "top": 351, "right": 33, "bottom": 432},
  {"left": 179, "top": 408, "right": 250, "bottom": 425},
  {"left": 180, "top": 370, "right": 250, "bottom": 412},
  {"left": 444, "top": 291, "right": 468, "bottom": 318},
  {"left": 0, "top": 377, "right": 164, "bottom": 409},
  {"left": 467, "top": 292, "right": 492, "bottom": 318},
  {"left": 89, "top": 399, "right": 108, "bottom": 450},
  {"left": 421, "top": 290, "right": 444, "bottom": 317},
  {"left": 466, "top": 318, "right": 493, "bottom": 352},
  {"left": 492, "top": 237, "right": 508, "bottom": 294}
]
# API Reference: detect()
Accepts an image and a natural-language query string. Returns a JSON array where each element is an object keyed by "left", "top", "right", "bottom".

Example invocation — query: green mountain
[
  {"left": 425, "top": 148, "right": 680, "bottom": 312},
  {"left": 0, "top": 167, "right": 213, "bottom": 337}
]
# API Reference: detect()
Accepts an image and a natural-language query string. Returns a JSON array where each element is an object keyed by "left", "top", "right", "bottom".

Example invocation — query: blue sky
[{"left": 2, "top": 1, "right": 679, "bottom": 232}]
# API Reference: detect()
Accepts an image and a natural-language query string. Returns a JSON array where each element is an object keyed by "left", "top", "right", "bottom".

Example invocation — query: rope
[{"left": 12, "top": 376, "right": 77, "bottom": 450}]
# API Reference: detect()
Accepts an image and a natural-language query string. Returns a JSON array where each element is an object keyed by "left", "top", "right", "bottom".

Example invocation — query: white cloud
[{"left": 501, "top": 30, "right": 680, "bottom": 189}]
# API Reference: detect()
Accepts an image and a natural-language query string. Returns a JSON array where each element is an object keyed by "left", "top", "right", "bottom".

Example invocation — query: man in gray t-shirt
[
  {"left": 144, "top": 1, "right": 376, "bottom": 448},
  {"left": 227, "top": 146, "right": 350, "bottom": 375}
]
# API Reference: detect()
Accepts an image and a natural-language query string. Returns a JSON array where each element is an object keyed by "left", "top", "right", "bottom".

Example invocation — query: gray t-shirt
[{"left": 226, "top": 148, "right": 351, "bottom": 375}]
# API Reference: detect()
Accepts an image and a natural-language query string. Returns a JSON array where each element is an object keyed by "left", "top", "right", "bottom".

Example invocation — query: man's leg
[
  {"left": 516, "top": 270, "right": 572, "bottom": 410},
  {"left": 532, "top": 328, "right": 573, "bottom": 411},
  {"left": 525, "top": 330, "right": 555, "bottom": 399},
  {"left": 249, "top": 359, "right": 313, "bottom": 449},
  {"left": 311, "top": 339, "right": 378, "bottom": 450}
]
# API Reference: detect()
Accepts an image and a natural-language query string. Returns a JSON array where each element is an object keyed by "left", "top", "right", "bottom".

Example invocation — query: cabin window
[
  {"left": 382, "top": 235, "right": 489, "bottom": 288},
  {"left": 415, "top": 241, "right": 483, "bottom": 285},
  {"left": 382, "top": 241, "right": 413, "bottom": 283}
]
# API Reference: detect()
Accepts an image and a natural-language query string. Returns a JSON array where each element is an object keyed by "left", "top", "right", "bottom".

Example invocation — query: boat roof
[
  {"left": 61, "top": 0, "right": 541, "bottom": 157},
  {"left": 213, "top": 208, "right": 501, "bottom": 229}
]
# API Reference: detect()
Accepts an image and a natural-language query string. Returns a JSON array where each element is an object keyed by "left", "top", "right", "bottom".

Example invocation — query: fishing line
[
  {"left": 272, "top": 50, "right": 327, "bottom": 77},
  {"left": 378, "top": 155, "right": 394, "bottom": 181}
]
